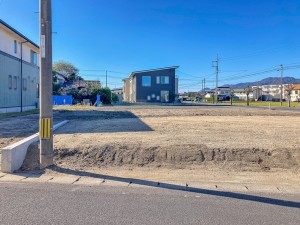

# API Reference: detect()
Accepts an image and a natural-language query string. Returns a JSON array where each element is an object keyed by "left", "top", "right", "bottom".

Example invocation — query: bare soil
[
  {"left": 2, "top": 105, "right": 300, "bottom": 187},
  {"left": 51, "top": 105, "right": 300, "bottom": 173}
]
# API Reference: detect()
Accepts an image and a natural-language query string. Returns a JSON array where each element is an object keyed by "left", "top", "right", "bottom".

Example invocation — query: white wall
[
  {"left": 0, "top": 25, "right": 39, "bottom": 66},
  {"left": 291, "top": 90, "right": 300, "bottom": 102}
]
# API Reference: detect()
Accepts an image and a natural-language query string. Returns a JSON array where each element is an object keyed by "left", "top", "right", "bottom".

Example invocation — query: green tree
[
  {"left": 112, "top": 92, "right": 119, "bottom": 102},
  {"left": 91, "top": 87, "right": 112, "bottom": 105},
  {"left": 52, "top": 71, "right": 58, "bottom": 83},
  {"left": 53, "top": 61, "right": 82, "bottom": 81},
  {"left": 53, "top": 83, "right": 62, "bottom": 95}
]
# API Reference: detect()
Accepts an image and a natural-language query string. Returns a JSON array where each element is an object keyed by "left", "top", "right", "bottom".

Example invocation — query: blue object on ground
[
  {"left": 96, "top": 94, "right": 101, "bottom": 106},
  {"left": 52, "top": 95, "right": 72, "bottom": 105}
]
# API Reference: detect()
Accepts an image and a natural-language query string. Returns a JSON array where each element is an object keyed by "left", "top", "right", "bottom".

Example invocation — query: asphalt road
[{"left": 0, "top": 182, "right": 299, "bottom": 225}]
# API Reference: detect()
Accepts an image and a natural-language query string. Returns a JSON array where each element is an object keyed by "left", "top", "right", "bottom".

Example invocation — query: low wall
[{"left": 1, "top": 120, "right": 68, "bottom": 173}]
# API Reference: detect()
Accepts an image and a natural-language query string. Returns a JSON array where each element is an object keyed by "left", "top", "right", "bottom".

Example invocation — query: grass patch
[
  {"left": 220, "top": 101, "right": 300, "bottom": 108},
  {"left": 0, "top": 109, "right": 39, "bottom": 119}
]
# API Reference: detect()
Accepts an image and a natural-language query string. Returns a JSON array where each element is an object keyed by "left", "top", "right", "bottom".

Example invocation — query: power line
[
  {"left": 80, "top": 69, "right": 129, "bottom": 74},
  {"left": 219, "top": 44, "right": 300, "bottom": 62}
]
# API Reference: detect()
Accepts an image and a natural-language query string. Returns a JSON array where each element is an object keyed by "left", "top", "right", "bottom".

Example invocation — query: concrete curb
[
  {"left": 0, "top": 171, "right": 300, "bottom": 195},
  {"left": 0, "top": 120, "right": 69, "bottom": 173}
]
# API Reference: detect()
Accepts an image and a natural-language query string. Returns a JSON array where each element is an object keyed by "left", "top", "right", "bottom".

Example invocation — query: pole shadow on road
[{"left": 48, "top": 166, "right": 300, "bottom": 209}]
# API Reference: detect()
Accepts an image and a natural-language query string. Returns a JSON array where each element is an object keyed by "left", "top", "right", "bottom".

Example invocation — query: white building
[
  {"left": 0, "top": 19, "right": 40, "bottom": 113},
  {"left": 232, "top": 88, "right": 254, "bottom": 100},
  {"left": 252, "top": 84, "right": 291, "bottom": 101},
  {"left": 217, "top": 87, "right": 231, "bottom": 97},
  {"left": 112, "top": 87, "right": 123, "bottom": 102},
  {"left": 290, "top": 84, "right": 300, "bottom": 102},
  {"left": 54, "top": 72, "right": 67, "bottom": 85}
]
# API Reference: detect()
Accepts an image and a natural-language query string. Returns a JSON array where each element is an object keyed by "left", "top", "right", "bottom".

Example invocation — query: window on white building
[
  {"left": 8, "top": 75, "right": 12, "bottom": 89},
  {"left": 14, "top": 40, "right": 17, "bottom": 54},
  {"left": 36, "top": 83, "right": 39, "bottom": 98},
  {"left": 13, "top": 76, "right": 17, "bottom": 90},
  {"left": 23, "top": 78, "right": 27, "bottom": 91},
  {"left": 31, "top": 50, "right": 37, "bottom": 65}
]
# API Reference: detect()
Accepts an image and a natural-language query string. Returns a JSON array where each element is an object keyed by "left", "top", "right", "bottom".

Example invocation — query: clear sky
[{"left": 1, "top": 0, "right": 300, "bottom": 91}]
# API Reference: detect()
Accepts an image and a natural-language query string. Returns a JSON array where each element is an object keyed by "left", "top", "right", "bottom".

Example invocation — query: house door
[{"left": 161, "top": 91, "right": 169, "bottom": 103}]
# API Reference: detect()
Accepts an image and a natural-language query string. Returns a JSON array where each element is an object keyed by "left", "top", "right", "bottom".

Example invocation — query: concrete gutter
[{"left": 0, "top": 120, "right": 68, "bottom": 173}]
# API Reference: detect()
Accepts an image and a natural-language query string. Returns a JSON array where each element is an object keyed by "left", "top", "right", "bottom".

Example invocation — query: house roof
[
  {"left": 292, "top": 84, "right": 300, "bottom": 90},
  {"left": 112, "top": 87, "right": 123, "bottom": 91},
  {"left": 0, "top": 19, "right": 39, "bottom": 49},
  {"left": 129, "top": 66, "right": 179, "bottom": 78},
  {"left": 55, "top": 72, "right": 67, "bottom": 79}
]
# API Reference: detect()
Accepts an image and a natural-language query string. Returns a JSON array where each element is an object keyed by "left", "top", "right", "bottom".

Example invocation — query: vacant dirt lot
[
  {"left": 48, "top": 105, "right": 300, "bottom": 173},
  {"left": 1, "top": 104, "right": 300, "bottom": 187}
]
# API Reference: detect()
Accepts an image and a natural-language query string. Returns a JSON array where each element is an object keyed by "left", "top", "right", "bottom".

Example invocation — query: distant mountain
[{"left": 224, "top": 77, "right": 300, "bottom": 89}]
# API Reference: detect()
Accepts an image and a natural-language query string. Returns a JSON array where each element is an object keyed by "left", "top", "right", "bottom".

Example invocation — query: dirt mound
[
  {"left": 19, "top": 142, "right": 40, "bottom": 171},
  {"left": 54, "top": 143, "right": 300, "bottom": 171}
]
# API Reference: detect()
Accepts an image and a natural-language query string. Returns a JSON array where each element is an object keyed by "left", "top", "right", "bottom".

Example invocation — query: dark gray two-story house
[{"left": 123, "top": 66, "right": 179, "bottom": 103}]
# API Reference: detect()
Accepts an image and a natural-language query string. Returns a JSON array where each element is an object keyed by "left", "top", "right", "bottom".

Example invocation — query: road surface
[{"left": 0, "top": 182, "right": 299, "bottom": 225}]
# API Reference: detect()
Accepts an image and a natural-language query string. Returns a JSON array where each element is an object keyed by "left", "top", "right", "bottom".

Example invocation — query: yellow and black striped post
[{"left": 39, "top": 118, "right": 51, "bottom": 139}]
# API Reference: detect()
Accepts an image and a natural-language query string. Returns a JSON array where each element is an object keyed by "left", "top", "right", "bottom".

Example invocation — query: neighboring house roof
[
  {"left": 84, "top": 80, "right": 101, "bottom": 83},
  {"left": 112, "top": 87, "right": 123, "bottom": 91},
  {"left": 129, "top": 66, "right": 179, "bottom": 78},
  {"left": 0, "top": 19, "right": 39, "bottom": 49},
  {"left": 232, "top": 88, "right": 253, "bottom": 92},
  {"left": 292, "top": 84, "right": 300, "bottom": 90},
  {"left": 55, "top": 72, "right": 67, "bottom": 80},
  {"left": 217, "top": 86, "right": 230, "bottom": 89}
]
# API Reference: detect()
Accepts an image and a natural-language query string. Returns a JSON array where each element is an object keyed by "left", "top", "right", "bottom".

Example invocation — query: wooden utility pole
[
  {"left": 106, "top": 70, "right": 108, "bottom": 87},
  {"left": 39, "top": 0, "right": 53, "bottom": 168},
  {"left": 280, "top": 64, "right": 283, "bottom": 107},
  {"left": 212, "top": 55, "right": 219, "bottom": 104},
  {"left": 245, "top": 86, "right": 251, "bottom": 106},
  {"left": 285, "top": 85, "right": 294, "bottom": 108}
]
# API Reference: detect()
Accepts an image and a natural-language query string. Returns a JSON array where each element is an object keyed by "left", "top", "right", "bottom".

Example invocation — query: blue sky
[{"left": 1, "top": 0, "right": 300, "bottom": 91}]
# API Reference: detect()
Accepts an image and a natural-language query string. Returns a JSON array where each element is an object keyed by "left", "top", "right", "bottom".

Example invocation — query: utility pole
[
  {"left": 212, "top": 55, "right": 219, "bottom": 104},
  {"left": 39, "top": 0, "right": 53, "bottom": 168},
  {"left": 201, "top": 79, "right": 203, "bottom": 92},
  {"left": 280, "top": 64, "right": 283, "bottom": 107},
  {"left": 204, "top": 78, "right": 206, "bottom": 90},
  {"left": 106, "top": 70, "right": 108, "bottom": 88}
]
